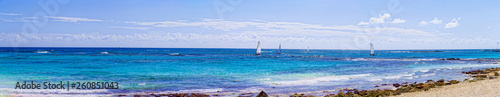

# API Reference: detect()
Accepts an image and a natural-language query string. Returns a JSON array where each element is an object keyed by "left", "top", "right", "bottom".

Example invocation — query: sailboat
[
  {"left": 277, "top": 43, "right": 282, "bottom": 54},
  {"left": 307, "top": 46, "right": 310, "bottom": 52},
  {"left": 370, "top": 43, "right": 375, "bottom": 56},
  {"left": 256, "top": 41, "right": 262, "bottom": 55}
]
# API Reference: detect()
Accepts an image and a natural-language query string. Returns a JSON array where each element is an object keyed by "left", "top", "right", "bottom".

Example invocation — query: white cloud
[
  {"left": 357, "top": 22, "right": 369, "bottom": 25},
  {"left": 0, "top": 13, "right": 22, "bottom": 16},
  {"left": 419, "top": 17, "right": 442, "bottom": 26},
  {"left": 419, "top": 21, "right": 428, "bottom": 26},
  {"left": 49, "top": 16, "right": 103, "bottom": 22},
  {"left": 0, "top": 18, "right": 18, "bottom": 22},
  {"left": 108, "top": 26, "right": 150, "bottom": 30},
  {"left": 369, "top": 13, "right": 391, "bottom": 23},
  {"left": 358, "top": 13, "right": 405, "bottom": 25},
  {"left": 444, "top": 17, "right": 461, "bottom": 28},
  {"left": 429, "top": 17, "right": 442, "bottom": 24},
  {"left": 0, "top": 16, "right": 103, "bottom": 23},
  {"left": 391, "top": 18, "right": 406, "bottom": 24},
  {"left": 125, "top": 19, "right": 436, "bottom": 37}
]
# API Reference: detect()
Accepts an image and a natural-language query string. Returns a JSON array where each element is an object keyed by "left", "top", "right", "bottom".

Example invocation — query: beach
[{"left": 395, "top": 71, "right": 500, "bottom": 97}]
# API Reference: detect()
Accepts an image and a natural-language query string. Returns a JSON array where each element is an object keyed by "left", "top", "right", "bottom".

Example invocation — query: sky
[{"left": 0, "top": 0, "right": 499, "bottom": 50}]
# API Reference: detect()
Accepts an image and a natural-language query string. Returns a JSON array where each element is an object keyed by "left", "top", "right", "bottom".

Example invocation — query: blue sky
[{"left": 0, "top": 0, "right": 499, "bottom": 49}]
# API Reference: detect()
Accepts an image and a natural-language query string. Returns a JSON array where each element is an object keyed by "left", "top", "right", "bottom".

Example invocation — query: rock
[
  {"left": 437, "top": 79, "right": 445, "bottom": 82},
  {"left": 257, "top": 91, "right": 268, "bottom": 97},
  {"left": 392, "top": 83, "right": 401, "bottom": 87},
  {"left": 375, "top": 85, "right": 379, "bottom": 87},
  {"left": 401, "top": 82, "right": 412, "bottom": 87},
  {"left": 473, "top": 74, "right": 488, "bottom": 78},
  {"left": 336, "top": 92, "right": 345, "bottom": 97},
  {"left": 449, "top": 80, "right": 459, "bottom": 84},
  {"left": 445, "top": 58, "right": 460, "bottom": 60},
  {"left": 436, "top": 79, "right": 446, "bottom": 86},
  {"left": 414, "top": 83, "right": 430, "bottom": 90},
  {"left": 425, "top": 80, "right": 435, "bottom": 84},
  {"left": 290, "top": 93, "right": 301, "bottom": 97},
  {"left": 357, "top": 90, "right": 368, "bottom": 96}
]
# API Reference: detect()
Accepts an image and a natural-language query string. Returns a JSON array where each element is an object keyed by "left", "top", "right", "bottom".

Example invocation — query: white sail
[
  {"left": 277, "top": 43, "right": 281, "bottom": 54},
  {"left": 256, "top": 41, "right": 262, "bottom": 55},
  {"left": 370, "top": 43, "right": 375, "bottom": 55},
  {"left": 307, "top": 46, "right": 310, "bottom": 52}
]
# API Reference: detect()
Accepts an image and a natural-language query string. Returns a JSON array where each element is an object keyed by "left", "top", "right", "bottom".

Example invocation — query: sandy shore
[{"left": 395, "top": 77, "right": 500, "bottom": 97}]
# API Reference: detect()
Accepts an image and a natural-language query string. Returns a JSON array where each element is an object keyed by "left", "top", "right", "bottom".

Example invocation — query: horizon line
[{"left": 0, "top": 46, "right": 498, "bottom": 51}]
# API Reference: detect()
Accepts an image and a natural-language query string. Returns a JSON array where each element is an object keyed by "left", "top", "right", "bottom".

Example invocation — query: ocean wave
[
  {"left": 346, "top": 58, "right": 438, "bottom": 61},
  {"left": 152, "top": 88, "right": 224, "bottom": 94},
  {"left": 390, "top": 51, "right": 410, "bottom": 53},
  {"left": 35, "top": 51, "right": 49, "bottom": 53},
  {"left": 419, "top": 69, "right": 430, "bottom": 73},
  {"left": 270, "top": 74, "right": 371, "bottom": 86},
  {"left": 382, "top": 73, "right": 414, "bottom": 79},
  {"left": 366, "top": 78, "right": 383, "bottom": 82},
  {"left": 420, "top": 73, "right": 436, "bottom": 77},
  {"left": 101, "top": 52, "right": 109, "bottom": 54},
  {"left": 238, "top": 87, "right": 264, "bottom": 93},
  {"left": 169, "top": 53, "right": 181, "bottom": 56}
]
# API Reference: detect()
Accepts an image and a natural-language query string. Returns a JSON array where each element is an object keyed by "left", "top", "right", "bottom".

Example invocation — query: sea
[{"left": 1, "top": 47, "right": 500, "bottom": 96}]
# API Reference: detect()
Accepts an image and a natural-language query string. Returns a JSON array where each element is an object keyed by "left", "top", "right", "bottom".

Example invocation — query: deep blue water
[{"left": 1, "top": 47, "right": 500, "bottom": 95}]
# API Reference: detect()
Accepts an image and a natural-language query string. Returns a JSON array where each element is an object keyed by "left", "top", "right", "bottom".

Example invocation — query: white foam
[
  {"left": 366, "top": 78, "right": 383, "bottom": 81},
  {"left": 169, "top": 53, "right": 180, "bottom": 55},
  {"left": 150, "top": 88, "right": 224, "bottom": 94},
  {"left": 346, "top": 58, "right": 438, "bottom": 61},
  {"left": 270, "top": 74, "right": 371, "bottom": 86},
  {"left": 238, "top": 87, "right": 264, "bottom": 93},
  {"left": 100, "top": 52, "right": 109, "bottom": 54},
  {"left": 36, "top": 51, "right": 49, "bottom": 53},
  {"left": 177, "top": 88, "right": 223, "bottom": 93},
  {"left": 390, "top": 51, "right": 410, "bottom": 53},
  {"left": 419, "top": 69, "right": 430, "bottom": 73},
  {"left": 374, "top": 85, "right": 397, "bottom": 90},
  {"left": 420, "top": 73, "right": 436, "bottom": 77},
  {"left": 383, "top": 73, "right": 414, "bottom": 79}
]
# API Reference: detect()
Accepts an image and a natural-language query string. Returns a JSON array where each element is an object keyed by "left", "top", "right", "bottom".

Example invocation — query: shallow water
[{"left": 1, "top": 47, "right": 500, "bottom": 95}]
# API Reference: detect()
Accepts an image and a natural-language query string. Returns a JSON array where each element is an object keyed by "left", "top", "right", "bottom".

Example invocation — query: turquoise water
[{"left": 1, "top": 47, "right": 500, "bottom": 95}]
